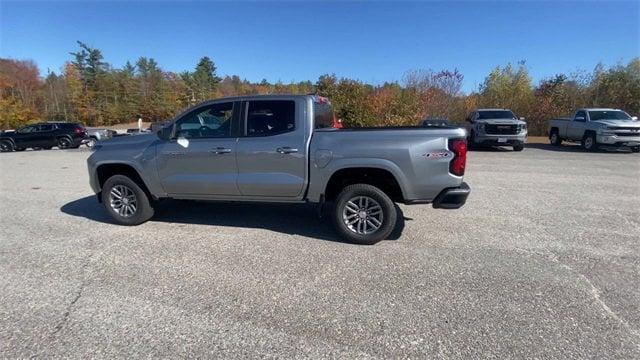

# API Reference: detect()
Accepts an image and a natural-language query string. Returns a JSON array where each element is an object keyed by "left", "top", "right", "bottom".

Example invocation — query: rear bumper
[{"left": 432, "top": 182, "right": 470, "bottom": 209}]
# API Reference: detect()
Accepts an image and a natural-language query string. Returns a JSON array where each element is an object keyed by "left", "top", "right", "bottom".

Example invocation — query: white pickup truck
[{"left": 548, "top": 108, "right": 640, "bottom": 152}]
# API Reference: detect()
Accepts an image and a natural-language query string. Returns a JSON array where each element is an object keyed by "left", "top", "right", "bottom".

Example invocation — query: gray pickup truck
[
  {"left": 87, "top": 95, "right": 470, "bottom": 244},
  {"left": 465, "top": 108, "right": 527, "bottom": 151},
  {"left": 548, "top": 108, "right": 640, "bottom": 152}
]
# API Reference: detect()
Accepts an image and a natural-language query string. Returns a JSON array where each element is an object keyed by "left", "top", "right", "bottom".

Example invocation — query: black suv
[{"left": 0, "top": 122, "right": 87, "bottom": 152}]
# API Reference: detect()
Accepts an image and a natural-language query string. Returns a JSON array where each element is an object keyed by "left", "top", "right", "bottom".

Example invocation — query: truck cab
[{"left": 465, "top": 109, "right": 527, "bottom": 151}]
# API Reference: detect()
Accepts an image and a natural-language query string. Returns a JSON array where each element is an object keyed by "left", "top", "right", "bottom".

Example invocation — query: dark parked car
[
  {"left": 421, "top": 118, "right": 451, "bottom": 128},
  {"left": 0, "top": 122, "right": 87, "bottom": 152}
]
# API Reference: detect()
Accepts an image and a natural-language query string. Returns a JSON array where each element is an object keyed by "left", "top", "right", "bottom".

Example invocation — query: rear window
[
  {"left": 313, "top": 99, "right": 334, "bottom": 129},
  {"left": 246, "top": 100, "right": 295, "bottom": 137}
]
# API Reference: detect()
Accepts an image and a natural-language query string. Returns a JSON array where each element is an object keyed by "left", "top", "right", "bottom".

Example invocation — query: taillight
[
  {"left": 449, "top": 138, "right": 467, "bottom": 176},
  {"left": 331, "top": 116, "right": 343, "bottom": 129},
  {"left": 74, "top": 127, "right": 85, "bottom": 135}
]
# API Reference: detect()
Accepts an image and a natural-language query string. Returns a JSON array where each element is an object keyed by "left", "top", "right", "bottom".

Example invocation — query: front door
[
  {"left": 568, "top": 111, "right": 587, "bottom": 140},
  {"left": 12, "top": 125, "right": 39, "bottom": 148},
  {"left": 236, "top": 99, "right": 307, "bottom": 198},
  {"left": 156, "top": 101, "right": 240, "bottom": 196}
]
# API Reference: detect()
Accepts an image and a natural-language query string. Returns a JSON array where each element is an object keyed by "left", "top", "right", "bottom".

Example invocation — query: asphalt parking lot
[{"left": 1, "top": 144, "right": 639, "bottom": 358}]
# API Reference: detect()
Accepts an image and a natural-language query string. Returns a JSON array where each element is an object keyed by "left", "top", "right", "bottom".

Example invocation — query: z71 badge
[{"left": 422, "top": 152, "right": 450, "bottom": 159}]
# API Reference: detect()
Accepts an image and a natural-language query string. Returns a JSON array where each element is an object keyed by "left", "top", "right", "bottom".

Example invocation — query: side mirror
[
  {"left": 632, "top": 116, "right": 638, "bottom": 121},
  {"left": 157, "top": 126, "right": 172, "bottom": 141},
  {"left": 466, "top": 118, "right": 473, "bottom": 123},
  {"left": 519, "top": 117, "right": 525, "bottom": 121}
]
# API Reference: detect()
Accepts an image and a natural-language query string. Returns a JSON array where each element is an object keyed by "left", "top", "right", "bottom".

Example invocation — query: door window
[
  {"left": 17, "top": 126, "right": 38, "bottom": 134},
  {"left": 38, "top": 124, "right": 54, "bottom": 132},
  {"left": 246, "top": 100, "right": 295, "bottom": 137},
  {"left": 174, "top": 102, "right": 233, "bottom": 139},
  {"left": 575, "top": 111, "right": 586, "bottom": 122}
]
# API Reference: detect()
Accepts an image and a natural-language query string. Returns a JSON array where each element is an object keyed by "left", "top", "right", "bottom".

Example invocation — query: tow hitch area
[{"left": 433, "top": 182, "right": 471, "bottom": 209}]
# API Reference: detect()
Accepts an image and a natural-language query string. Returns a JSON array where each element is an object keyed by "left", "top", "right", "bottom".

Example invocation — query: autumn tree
[{"left": 479, "top": 61, "right": 534, "bottom": 118}]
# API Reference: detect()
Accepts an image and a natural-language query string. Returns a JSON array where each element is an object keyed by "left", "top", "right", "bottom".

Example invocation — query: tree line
[{"left": 1, "top": 41, "right": 638, "bottom": 135}]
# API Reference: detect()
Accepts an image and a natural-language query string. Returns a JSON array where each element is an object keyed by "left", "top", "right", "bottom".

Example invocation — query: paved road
[{"left": 1, "top": 145, "right": 639, "bottom": 358}]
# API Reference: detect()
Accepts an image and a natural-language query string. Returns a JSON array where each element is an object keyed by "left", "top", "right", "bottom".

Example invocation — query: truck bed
[{"left": 306, "top": 126, "right": 468, "bottom": 203}]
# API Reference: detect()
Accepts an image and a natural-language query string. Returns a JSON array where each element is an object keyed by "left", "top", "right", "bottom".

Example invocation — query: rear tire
[
  {"left": 513, "top": 144, "right": 524, "bottom": 152},
  {"left": 101, "top": 175, "right": 154, "bottom": 226},
  {"left": 582, "top": 132, "right": 598, "bottom": 152},
  {"left": 0, "top": 140, "right": 14, "bottom": 152},
  {"left": 333, "top": 184, "right": 397, "bottom": 245},
  {"left": 57, "top": 137, "right": 71, "bottom": 149}
]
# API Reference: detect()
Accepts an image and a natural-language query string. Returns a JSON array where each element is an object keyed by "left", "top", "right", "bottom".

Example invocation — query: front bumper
[
  {"left": 597, "top": 134, "right": 640, "bottom": 147},
  {"left": 432, "top": 182, "right": 470, "bottom": 209},
  {"left": 474, "top": 133, "right": 527, "bottom": 146}
]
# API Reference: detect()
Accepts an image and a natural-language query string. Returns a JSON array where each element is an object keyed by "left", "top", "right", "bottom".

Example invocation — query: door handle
[
  {"left": 210, "top": 147, "right": 232, "bottom": 154},
  {"left": 276, "top": 147, "right": 298, "bottom": 154}
]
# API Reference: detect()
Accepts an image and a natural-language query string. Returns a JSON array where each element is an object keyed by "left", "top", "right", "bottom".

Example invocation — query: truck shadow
[
  {"left": 60, "top": 196, "right": 406, "bottom": 244},
  {"left": 526, "top": 143, "right": 636, "bottom": 153}
]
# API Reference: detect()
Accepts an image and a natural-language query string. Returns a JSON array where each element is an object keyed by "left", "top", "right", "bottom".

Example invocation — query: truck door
[
  {"left": 235, "top": 99, "right": 307, "bottom": 198},
  {"left": 567, "top": 111, "right": 587, "bottom": 140},
  {"left": 156, "top": 101, "right": 241, "bottom": 196}
]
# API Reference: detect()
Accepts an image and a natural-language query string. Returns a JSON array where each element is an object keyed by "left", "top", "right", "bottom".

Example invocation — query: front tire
[
  {"left": 0, "top": 140, "right": 14, "bottom": 152},
  {"left": 549, "top": 130, "right": 562, "bottom": 146},
  {"left": 333, "top": 184, "right": 397, "bottom": 245},
  {"left": 582, "top": 133, "right": 598, "bottom": 152},
  {"left": 513, "top": 144, "right": 524, "bottom": 152},
  {"left": 101, "top": 175, "right": 154, "bottom": 225}
]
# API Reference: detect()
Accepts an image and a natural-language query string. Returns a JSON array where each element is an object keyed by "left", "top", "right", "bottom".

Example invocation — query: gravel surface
[{"left": 1, "top": 144, "right": 639, "bottom": 358}]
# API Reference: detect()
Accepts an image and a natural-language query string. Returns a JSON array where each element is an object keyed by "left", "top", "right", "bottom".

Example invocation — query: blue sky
[{"left": 1, "top": 1, "right": 638, "bottom": 92}]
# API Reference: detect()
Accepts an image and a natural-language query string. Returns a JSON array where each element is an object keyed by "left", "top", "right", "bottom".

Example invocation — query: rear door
[
  {"left": 156, "top": 101, "right": 241, "bottom": 196},
  {"left": 235, "top": 99, "right": 307, "bottom": 198},
  {"left": 35, "top": 124, "right": 56, "bottom": 147}
]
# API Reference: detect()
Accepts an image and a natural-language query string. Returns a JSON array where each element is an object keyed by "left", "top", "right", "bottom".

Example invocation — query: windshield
[
  {"left": 477, "top": 110, "right": 516, "bottom": 120},
  {"left": 588, "top": 110, "right": 631, "bottom": 121}
]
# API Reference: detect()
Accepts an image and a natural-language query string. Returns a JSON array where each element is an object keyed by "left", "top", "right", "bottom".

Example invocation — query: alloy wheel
[
  {"left": 109, "top": 185, "right": 138, "bottom": 218},
  {"left": 342, "top": 196, "right": 384, "bottom": 235}
]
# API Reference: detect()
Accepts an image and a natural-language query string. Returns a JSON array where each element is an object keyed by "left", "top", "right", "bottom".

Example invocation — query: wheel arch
[
  {"left": 95, "top": 162, "right": 155, "bottom": 202},
  {"left": 323, "top": 166, "right": 405, "bottom": 203},
  {"left": 0, "top": 137, "right": 16, "bottom": 147}
]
